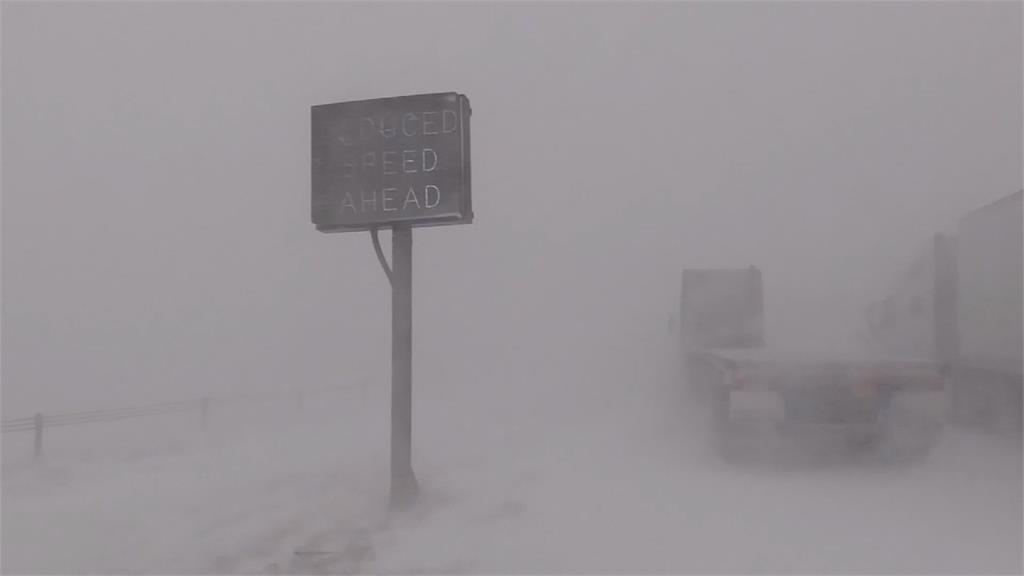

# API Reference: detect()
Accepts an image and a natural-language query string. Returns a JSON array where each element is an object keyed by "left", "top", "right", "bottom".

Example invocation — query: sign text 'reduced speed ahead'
[{"left": 312, "top": 92, "right": 472, "bottom": 232}]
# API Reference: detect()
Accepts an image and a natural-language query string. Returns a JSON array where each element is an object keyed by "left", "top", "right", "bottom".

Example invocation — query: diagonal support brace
[{"left": 370, "top": 227, "right": 394, "bottom": 287}]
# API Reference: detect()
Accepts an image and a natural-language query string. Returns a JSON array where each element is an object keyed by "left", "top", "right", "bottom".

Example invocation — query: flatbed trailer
[
  {"left": 679, "top": 267, "right": 945, "bottom": 459},
  {"left": 690, "top": 347, "right": 943, "bottom": 393},
  {"left": 686, "top": 347, "right": 945, "bottom": 458}
]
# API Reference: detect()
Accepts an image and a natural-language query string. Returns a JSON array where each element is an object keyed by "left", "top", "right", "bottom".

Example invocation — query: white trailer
[{"left": 951, "top": 190, "right": 1023, "bottom": 431}]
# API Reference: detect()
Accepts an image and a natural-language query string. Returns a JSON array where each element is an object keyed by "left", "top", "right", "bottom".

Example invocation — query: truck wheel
[{"left": 845, "top": 427, "right": 884, "bottom": 455}]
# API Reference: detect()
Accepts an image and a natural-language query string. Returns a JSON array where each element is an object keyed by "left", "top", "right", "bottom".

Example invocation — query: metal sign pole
[
  {"left": 390, "top": 225, "right": 418, "bottom": 509},
  {"left": 315, "top": 93, "right": 472, "bottom": 513}
]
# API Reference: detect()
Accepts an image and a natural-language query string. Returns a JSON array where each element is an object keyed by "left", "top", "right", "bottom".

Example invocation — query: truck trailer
[
  {"left": 951, "top": 190, "right": 1023, "bottom": 431},
  {"left": 680, "top": 267, "right": 945, "bottom": 461},
  {"left": 867, "top": 190, "right": 1022, "bottom": 432}
]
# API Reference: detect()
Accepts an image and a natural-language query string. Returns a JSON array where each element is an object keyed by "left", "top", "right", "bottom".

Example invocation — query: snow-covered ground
[
  {"left": 376, "top": 416, "right": 1022, "bottom": 575},
  {"left": 2, "top": 383, "right": 386, "bottom": 575},
  {"left": 3, "top": 335, "right": 1021, "bottom": 574}
]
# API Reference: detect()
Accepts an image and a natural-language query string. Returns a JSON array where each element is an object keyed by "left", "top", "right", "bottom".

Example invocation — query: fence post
[{"left": 33, "top": 413, "right": 43, "bottom": 459}]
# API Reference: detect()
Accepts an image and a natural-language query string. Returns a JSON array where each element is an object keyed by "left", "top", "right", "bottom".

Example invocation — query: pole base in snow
[{"left": 389, "top": 471, "right": 419, "bottom": 511}]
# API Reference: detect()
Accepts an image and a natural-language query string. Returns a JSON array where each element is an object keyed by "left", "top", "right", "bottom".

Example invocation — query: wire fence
[
  {"left": 1, "top": 416, "right": 36, "bottom": 433},
  {"left": 1, "top": 398, "right": 211, "bottom": 459},
  {"left": 0, "top": 385, "right": 350, "bottom": 460}
]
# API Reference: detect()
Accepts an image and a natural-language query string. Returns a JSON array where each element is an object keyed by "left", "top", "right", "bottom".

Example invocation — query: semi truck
[
  {"left": 680, "top": 267, "right": 945, "bottom": 460},
  {"left": 868, "top": 190, "right": 1022, "bottom": 432}
]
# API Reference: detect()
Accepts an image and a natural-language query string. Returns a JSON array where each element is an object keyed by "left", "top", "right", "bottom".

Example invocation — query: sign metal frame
[{"left": 312, "top": 92, "right": 472, "bottom": 233}]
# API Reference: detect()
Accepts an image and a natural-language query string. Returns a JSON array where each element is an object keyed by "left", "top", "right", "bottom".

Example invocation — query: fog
[{"left": 2, "top": 2, "right": 1022, "bottom": 574}]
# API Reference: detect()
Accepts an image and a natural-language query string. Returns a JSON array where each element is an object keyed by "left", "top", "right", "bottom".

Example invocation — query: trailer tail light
[
  {"left": 852, "top": 368, "right": 877, "bottom": 399},
  {"left": 852, "top": 380, "right": 877, "bottom": 399},
  {"left": 732, "top": 370, "right": 747, "bottom": 387}
]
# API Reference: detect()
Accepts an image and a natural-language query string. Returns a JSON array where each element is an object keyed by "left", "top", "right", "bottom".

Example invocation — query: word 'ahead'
[{"left": 312, "top": 92, "right": 472, "bottom": 232}]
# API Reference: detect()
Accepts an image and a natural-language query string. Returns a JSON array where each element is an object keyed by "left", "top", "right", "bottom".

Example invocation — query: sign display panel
[{"left": 312, "top": 92, "right": 472, "bottom": 232}]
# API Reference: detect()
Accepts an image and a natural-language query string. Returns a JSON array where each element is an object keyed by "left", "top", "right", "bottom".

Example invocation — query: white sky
[{"left": 2, "top": 1, "right": 1021, "bottom": 416}]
